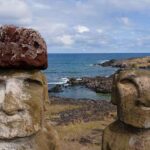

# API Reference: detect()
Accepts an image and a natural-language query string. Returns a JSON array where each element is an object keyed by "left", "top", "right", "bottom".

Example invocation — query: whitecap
[
  {"left": 48, "top": 77, "right": 69, "bottom": 85},
  {"left": 98, "top": 60, "right": 109, "bottom": 64}
]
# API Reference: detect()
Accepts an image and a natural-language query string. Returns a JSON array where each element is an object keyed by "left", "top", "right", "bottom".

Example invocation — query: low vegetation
[{"left": 45, "top": 96, "right": 116, "bottom": 150}]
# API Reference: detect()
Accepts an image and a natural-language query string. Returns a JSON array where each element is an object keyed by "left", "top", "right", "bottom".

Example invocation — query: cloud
[
  {"left": 56, "top": 35, "right": 74, "bottom": 46},
  {"left": 31, "top": 22, "right": 67, "bottom": 35},
  {"left": 0, "top": 0, "right": 31, "bottom": 25},
  {"left": 0, "top": 0, "right": 150, "bottom": 52},
  {"left": 97, "top": 29, "right": 104, "bottom": 34},
  {"left": 108, "top": 0, "right": 150, "bottom": 11},
  {"left": 120, "top": 17, "right": 132, "bottom": 26},
  {"left": 75, "top": 25, "right": 90, "bottom": 33},
  {"left": 32, "top": 3, "right": 51, "bottom": 9}
]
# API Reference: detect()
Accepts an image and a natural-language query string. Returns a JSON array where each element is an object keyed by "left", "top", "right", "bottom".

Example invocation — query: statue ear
[{"left": 111, "top": 73, "right": 118, "bottom": 105}]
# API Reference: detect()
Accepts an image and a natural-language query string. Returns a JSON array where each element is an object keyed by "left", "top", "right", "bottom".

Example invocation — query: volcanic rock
[
  {"left": 68, "top": 76, "right": 113, "bottom": 93},
  {"left": 49, "top": 85, "right": 63, "bottom": 93},
  {"left": 0, "top": 25, "right": 47, "bottom": 69},
  {"left": 99, "top": 57, "right": 150, "bottom": 69}
]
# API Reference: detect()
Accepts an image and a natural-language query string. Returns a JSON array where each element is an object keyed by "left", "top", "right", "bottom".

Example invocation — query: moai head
[
  {"left": 0, "top": 25, "right": 49, "bottom": 140},
  {"left": 0, "top": 70, "right": 49, "bottom": 139},
  {"left": 112, "top": 69, "right": 150, "bottom": 128}
]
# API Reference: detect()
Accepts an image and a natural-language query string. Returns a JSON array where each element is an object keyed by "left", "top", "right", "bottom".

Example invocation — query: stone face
[
  {"left": 102, "top": 69, "right": 150, "bottom": 150},
  {"left": 112, "top": 69, "right": 150, "bottom": 128},
  {"left": 0, "top": 70, "right": 59, "bottom": 150},
  {"left": 102, "top": 121, "right": 150, "bottom": 150},
  {"left": 0, "top": 70, "right": 45, "bottom": 139},
  {"left": 0, "top": 25, "right": 48, "bottom": 69}
]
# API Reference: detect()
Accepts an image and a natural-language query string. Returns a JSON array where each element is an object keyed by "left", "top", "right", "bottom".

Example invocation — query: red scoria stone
[{"left": 0, "top": 25, "right": 48, "bottom": 69}]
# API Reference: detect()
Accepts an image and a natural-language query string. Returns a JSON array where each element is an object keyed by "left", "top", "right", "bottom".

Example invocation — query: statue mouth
[
  {"left": 0, "top": 111, "right": 29, "bottom": 124},
  {"left": 140, "top": 106, "right": 150, "bottom": 111},
  {"left": 0, "top": 111, "right": 40, "bottom": 139}
]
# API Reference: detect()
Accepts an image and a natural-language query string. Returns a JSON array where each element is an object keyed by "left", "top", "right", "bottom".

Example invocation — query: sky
[{"left": 0, "top": 0, "right": 150, "bottom": 53}]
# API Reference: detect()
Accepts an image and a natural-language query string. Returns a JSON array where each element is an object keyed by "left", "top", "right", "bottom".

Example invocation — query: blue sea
[{"left": 44, "top": 53, "right": 150, "bottom": 100}]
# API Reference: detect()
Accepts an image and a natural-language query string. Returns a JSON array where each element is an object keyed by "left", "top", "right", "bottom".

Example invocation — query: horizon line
[{"left": 48, "top": 52, "right": 150, "bottom": 54}]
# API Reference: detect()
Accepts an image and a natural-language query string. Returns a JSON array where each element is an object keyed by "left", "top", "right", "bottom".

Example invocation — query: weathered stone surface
[
  {"left": 102, "top": 120, "right": 150, "bottom": 150},
  {"left": 102, "top": 69, "right": 150, "bottom": 150},
  {"left": 0, "top": 70, "right": 59, "bottom": 150},
  {"left": 0, "top": 25, "right": 47, "bottom": 69},
  {"left": 112, "top": 69, "right": 150, "bottom": 128}
]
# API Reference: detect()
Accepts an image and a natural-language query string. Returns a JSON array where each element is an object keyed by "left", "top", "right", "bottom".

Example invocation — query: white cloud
[
  {"left": 75, "top": 25, "right": 90, "bottom": 33},
  {"left": 0, "top": 0, "right": 149, "bottom": 52},
  {"left": 120, "top": 17, "right": 131, "bottom": 26},
  {"left": 97, "top": 29, "right": 104, "bottom": 33},
  {"left": 32, "top": 22, "right": 67, "bottom": 35},
  {"left": 32, "top": 3, "right": 51, "bottom": 9},
  {"left": 107, "top": 0, "right": 150, "bottom": 11},
  {"left": 0, "top": 0, "right": 31, "bottom": 24},
  {"left": 56, "top": 35, "right": 74, "bottom": 46}
]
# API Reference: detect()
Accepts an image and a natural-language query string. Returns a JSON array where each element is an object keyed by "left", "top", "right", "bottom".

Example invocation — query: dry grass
[
  {"left": 45, "top": 100, "right": 116, "bottom": 150},
  {"left": 45, "top": 101, "right": 81, "bottom": 120}
]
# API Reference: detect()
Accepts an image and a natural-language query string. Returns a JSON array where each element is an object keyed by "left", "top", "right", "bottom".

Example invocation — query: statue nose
[
  {"left": 135, "top": 77, "right": 150, "bottom": 107},
  {"left": 2, "top": 92, "right": 24, "bottom": 115}
]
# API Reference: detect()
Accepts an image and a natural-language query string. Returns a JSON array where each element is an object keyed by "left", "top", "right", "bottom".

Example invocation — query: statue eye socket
[
  {"left": 0, "top": 80, "right": 5, "bottom": 85},
  {"left": 120, "top": 78, "right": 139, "bottom": 96},
  {"left": 120, "top": 78, "right": 136, "bottom": 85},
  {"left": 24, "top": 78, "right": 42, "bottom": 86}
]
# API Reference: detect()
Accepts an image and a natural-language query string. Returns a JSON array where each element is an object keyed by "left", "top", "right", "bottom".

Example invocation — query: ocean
[{"left": 44, "top": 53, "right": 150, "bottom": 100}]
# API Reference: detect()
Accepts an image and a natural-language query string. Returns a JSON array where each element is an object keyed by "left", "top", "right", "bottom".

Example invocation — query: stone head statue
[
  {"left": 102, "top": 69, "right": 150, "bottom": 150},
  {"left": 0, "top": 70, "right": 48, "bottom": 139},
  {"left": 0, "top": 25, "right": 59, "bottom": 150},
  {"left": 112, "top": 69, "right": 150, "bottom": 128}
]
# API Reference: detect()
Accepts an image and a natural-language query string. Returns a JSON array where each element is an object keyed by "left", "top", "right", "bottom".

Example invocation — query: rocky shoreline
[
  {"left": 49, "top": 56, "right": 150, "bottom": 101},
  {"left": 68, "top": 76, "right": 113, "bottom": 93},
  {"left": 49, "top": 76, "right": 113, "bottom": 94},
  {"left": 95, "top": 56, "right": 150, "bottom": 69}
]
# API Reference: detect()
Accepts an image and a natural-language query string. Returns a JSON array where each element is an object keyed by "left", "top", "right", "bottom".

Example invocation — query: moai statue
[
  {"left": 0, "top": 25, "right": 59, "bottom": 150},
  {"left": 102, "top": 69, "right": 150, "bottom": 150}
]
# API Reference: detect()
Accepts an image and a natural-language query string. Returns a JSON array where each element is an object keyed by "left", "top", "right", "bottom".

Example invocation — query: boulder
[{"left": 0, "top": 25, "right": 47, "bottom": 69}]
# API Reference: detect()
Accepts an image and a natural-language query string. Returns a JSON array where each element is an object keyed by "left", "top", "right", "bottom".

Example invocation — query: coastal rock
[
  {"left": 94, "top": 59, "right": 116, "bottom": 67},
  {"left": 0, "top": 25, "right": 47, "bottom": 69},
  {"left": 0, "top": 70, "right": 59, "bottom": 150},
  {"left": 102, "top": 69, "right": 150, "bottom": 150},
  {"left": 49, "top": 85, "right": 63, "bottom": 93},
  {"left": 68, "top": 76, "right": 113, "bottom": 93},
  {"left": 99, "top": 56, "right": 150, "bottom": 69}
]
